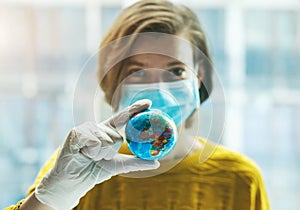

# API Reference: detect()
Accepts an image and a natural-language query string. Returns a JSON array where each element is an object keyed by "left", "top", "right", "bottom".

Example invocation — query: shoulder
[
  {"left": 203, "top": 141, "right": 264, "bottom": 185},
  {"left": 200, "top": 141, "right": 270, "bottom": 209}
]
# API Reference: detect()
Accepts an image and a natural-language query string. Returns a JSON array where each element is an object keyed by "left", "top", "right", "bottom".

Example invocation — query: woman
[{"left": 7, "top": 0, "right": 270, "bottom": 209}]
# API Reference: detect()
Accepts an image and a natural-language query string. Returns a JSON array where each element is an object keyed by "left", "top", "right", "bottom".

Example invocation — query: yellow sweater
[{"left": 6, "top": 140, "right": 270, "bottom": 210}]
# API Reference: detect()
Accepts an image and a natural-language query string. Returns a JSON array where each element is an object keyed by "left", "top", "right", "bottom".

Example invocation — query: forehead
[{"left": 127, "top": 34, "right": 194, "bottom": 67}]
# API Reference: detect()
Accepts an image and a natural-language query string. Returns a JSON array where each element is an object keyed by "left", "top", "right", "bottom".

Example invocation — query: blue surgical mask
[{"left": 118, "top": 79, "right": 200, "bottom": 126}]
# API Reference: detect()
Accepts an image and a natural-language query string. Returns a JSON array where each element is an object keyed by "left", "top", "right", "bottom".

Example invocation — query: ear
[{"left": 196, "top": 59, "right": 204, "bottom": 89}]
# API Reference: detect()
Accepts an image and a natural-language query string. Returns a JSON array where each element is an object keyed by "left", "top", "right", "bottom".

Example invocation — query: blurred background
[{"left": 0, "top": 0, "right": 299, "bottom": 209}]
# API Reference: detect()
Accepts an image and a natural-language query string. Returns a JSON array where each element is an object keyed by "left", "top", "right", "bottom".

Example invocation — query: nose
[{"left": 144, "top": 69, "right": 165, "bottom": 83}]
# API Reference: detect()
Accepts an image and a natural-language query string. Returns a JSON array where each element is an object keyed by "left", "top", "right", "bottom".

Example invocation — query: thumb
[
  {"left": 104, "top": 99, "right": 152, "bottom": 130},
  {"left": 100, "top": 154, "right": 160, "bottom": 176}
]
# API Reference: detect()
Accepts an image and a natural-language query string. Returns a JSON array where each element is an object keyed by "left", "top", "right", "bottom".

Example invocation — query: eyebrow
[
  {"left": 126, "top": 60, "right": 145, "bottom": 67},
  {"left": 126, "top": 60, "right": 185, "bottom": 67},
  {"left": 166, "top": 61, "right": 185, "bottom": 67}
]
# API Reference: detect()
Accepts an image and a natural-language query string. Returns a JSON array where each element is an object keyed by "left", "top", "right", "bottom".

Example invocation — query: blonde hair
[{"left": 98, "top": 0, "right": 213, "bottom": 108}]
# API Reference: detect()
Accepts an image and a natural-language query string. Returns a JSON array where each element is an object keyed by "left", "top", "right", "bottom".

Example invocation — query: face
[{"left": 112, "top": 34, "right": 202, "bottom": 136}]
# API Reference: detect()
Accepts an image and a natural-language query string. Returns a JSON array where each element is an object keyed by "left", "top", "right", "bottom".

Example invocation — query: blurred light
[
  {"left": 21, "top": 73, "right": 38, "bottom": 98},
  {"left": 18, "top": 147, "right": 39, "bottom": 164}
]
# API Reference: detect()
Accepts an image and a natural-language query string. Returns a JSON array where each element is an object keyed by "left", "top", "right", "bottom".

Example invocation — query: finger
[
  {"left": 97, "top": 124, "right": 123, "bottom": 140},
  {"left": 99, "top": 154, "right": 160, "bottom": 176},
  {"left": 102, "top": 139, "right": 123, "bottom": 160},
  {"left": 81, "top": 140, "right": 122, "bottom": 161},
  {"left": 95, "top": 124, "right": 124, "bottom": 160},
  {"left": 80, "top": 130, "right": 122, "bottom": 161},
  {"left": 83, "top": 121, "right": 122, "bottom": 145},
  {"left": 71, "top": 122, "right": 105, "bottom": 147},
  {"left": 104, "top": 99, "right": 152, "bottom": 130},
  {"left": 79, "top": 138, "right": 103, "bottom": 160},
  {"left": 69, "top": 122, "right": 113, "bottom": 160}
]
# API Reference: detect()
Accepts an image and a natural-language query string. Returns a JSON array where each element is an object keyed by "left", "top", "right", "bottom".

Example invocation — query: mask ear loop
[
  {"left": 182, "top": 63, "right": 201, "bottom": 130},
  {"left": 179, "top": 71, "right": 202, "bottom": 161},
  {"left": 195, "top": 61, "right": 201, "bottom": 93}
]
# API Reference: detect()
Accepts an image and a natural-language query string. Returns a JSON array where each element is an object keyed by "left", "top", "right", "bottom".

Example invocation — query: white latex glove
[{"left": 35, "top": 99, "right": 159, "bottom": 210}]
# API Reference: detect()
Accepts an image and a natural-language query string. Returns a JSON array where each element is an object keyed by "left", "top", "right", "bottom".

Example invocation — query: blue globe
[{"left": 125, "top": 109, "right": 178, "bottom": 160}]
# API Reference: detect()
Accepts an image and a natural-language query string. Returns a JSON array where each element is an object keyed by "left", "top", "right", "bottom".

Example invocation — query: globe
[{"left": 125, "top": 109, "right": 178, "bottom": 160}]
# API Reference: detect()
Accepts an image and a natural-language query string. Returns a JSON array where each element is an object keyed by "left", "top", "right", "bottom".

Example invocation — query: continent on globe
[{"left": 125, "top": 109, "right": 178, "bottom": 160}]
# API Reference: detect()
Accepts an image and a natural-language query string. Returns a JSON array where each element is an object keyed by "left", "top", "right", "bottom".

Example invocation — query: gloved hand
[{"left": 35, "top": 99, "right": 159, "bottom": 210}]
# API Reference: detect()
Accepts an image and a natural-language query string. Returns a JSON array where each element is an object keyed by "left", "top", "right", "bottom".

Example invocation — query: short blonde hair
[{"left": 98, "top": 0, "right": 213, "bottom": 108}]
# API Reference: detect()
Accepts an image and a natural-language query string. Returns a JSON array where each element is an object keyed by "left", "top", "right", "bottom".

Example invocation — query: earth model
[{"left": 125, "top": 109, "right": 178, "bottom": 160}]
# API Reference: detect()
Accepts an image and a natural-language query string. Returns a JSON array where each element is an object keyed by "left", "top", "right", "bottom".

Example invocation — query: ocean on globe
[{"left": 125, "top": 109, "right": 178, "bottom": 160}]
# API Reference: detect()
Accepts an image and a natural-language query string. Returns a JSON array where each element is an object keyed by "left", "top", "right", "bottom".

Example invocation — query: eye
[
  {"left": 169, "top": 68, "right": 186, "bottom": 77},
  {"left": 129, "top": 69, "right": 145, "bottom": 77}
]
